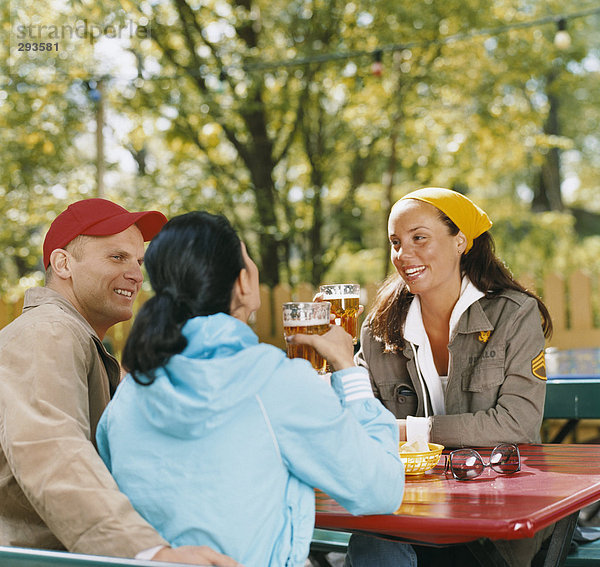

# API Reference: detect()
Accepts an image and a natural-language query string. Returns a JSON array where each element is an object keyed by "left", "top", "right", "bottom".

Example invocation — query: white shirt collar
[
  {"left": 404, "top": 295, "right": 426, "bottom": 346},
  {"left": 402, "top": 276, "right": 485, "bottom": 415},
  {"left": 404, "top": 298, "right": 443, "bottom": 414},
  {"left": 403, "top": 276, "right": 484, "bottom": 344},
  {"left": 449, "top": 276, "right": 485, "bottom": 338}
]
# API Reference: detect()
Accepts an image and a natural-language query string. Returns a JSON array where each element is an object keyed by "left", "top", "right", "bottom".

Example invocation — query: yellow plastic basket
[{"left": 399, "top": 443, "right": 444, "bottom": 475}]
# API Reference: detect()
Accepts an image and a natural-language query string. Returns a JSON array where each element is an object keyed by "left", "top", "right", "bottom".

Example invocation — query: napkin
[{"left": 399, "top": 437, "right": 430, "bottom": 453}]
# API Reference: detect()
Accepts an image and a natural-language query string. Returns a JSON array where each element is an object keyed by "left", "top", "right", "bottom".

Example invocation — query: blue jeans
[{"left": 344, "top": 534, "right": 417, "bottom": 567}]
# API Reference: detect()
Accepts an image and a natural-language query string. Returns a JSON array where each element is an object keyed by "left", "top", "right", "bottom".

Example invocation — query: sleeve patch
[{"left": 531, "top": 350, "right": 547, "bottom": 380}]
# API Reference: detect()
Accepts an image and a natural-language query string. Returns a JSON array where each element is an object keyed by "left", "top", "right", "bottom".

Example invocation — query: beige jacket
[
  {"left": 357, "top": 289, "right": 547, "bottom": 448},
  {"left": 0, "top": 287, "right": 167, "bottom": 556}
]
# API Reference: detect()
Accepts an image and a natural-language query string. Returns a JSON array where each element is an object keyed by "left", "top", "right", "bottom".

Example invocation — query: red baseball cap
[{"left": 43, "top": 198, "right": 168, "bottom": 268}]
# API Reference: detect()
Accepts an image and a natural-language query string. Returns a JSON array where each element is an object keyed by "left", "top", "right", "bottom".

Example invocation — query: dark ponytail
[{"left": 122, "top": 211, "right": 245, "bottom": 385}]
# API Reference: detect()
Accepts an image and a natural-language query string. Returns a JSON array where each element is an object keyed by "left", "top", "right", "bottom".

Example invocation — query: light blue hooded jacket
[{"left": 96, "top": 314, "right": 404, "bottom": 567}]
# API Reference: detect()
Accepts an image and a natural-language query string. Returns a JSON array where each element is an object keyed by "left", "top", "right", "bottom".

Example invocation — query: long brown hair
[{"left": 369, "top": 210, "right": 553, "bottom": 351}]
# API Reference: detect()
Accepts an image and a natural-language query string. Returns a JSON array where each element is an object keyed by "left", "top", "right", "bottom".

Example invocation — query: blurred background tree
[{"left": 1, "top": 0, "right": 599, "bottom": 295}]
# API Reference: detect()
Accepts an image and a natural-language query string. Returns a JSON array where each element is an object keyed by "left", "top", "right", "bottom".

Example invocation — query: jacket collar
[
  {"left": 182, "top": 313, "right": 258, "bottom": 359},
  {"left": 401, "top": 277, "right": 491, "bottom": 355},
  {"left": 24, "top": 287, "right": 100, "bottom": 339},
  {"left": 23, "top": 286, "right": 121, "bottom": 394},
  {"left": 452, "top": 299, "right": 494, "bottom": 334},
  {"left": 449, "top": 277, "right": 486, "bottom": 337},
  {"left": 403, "top": 276, "right": 485, "bottom": 344}
]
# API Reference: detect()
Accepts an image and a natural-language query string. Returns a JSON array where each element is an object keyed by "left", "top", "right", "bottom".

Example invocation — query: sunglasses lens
[
  {"left": 450, "top": 450, "right": 484, "bottom": 480},
  {"left": 490, "top": 444, "right": 520, "bottom": 474}
]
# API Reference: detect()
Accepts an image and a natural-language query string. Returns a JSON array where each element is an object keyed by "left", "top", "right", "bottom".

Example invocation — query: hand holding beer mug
[
  {"left": 283, "top": 302, "right": 330, "bottom": 374},
  {"left": 319, "top": 284, "right": 361, "bottom": 344}
]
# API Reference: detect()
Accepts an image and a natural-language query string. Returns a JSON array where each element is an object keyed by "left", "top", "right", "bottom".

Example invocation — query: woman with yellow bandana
[{"left": 345, "top": 188, "right": 553, "bottom": 567}]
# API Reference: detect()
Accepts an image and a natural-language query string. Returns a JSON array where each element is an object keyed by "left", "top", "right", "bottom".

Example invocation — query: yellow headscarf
[{"left": 399, "top": 187, "right": 492, "bottom": 253}]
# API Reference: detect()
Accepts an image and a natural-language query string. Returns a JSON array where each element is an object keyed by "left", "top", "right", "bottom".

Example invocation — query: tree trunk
[
  {"left": 246, "top": 157, "right": 281, "bottom": 287},
  {"left": 310, "top": 181, "right": 324, "bottom": 287},
  {"left": 532, "top": 75, "right": 564, "bottom": 212},
  {"left": 382, "top": 121, "right": 399, "bottom": 281},
  {"left": 241, "top": 89, "right": 282, "bottom": 287},
  {"left": 301, "top": 98, "right": 326, "bottom": 287}
]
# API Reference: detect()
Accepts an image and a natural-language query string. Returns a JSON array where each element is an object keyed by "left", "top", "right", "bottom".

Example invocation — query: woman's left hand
[{"left": 286, "top": 325, "right": 355, "bottom": 372}]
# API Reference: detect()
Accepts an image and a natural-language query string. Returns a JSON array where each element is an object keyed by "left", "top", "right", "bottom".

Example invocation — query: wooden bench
[
  {"left": 2, "top": 529, "right": 596, "bottom": 567},
  {"left": 309, "top": 528, "right": 351, "bottom": 566},
  {"left": 564, "top": 527, "right": 600, "bottom": 566},
  {"left": 564, "top": 541, "right": 600, "bottom": 566},
  {"left": 311, "top": 528, "right": 351, "bottom": 553},
  {"left": 0, "top": 546, "right": 181, "bottom": 567}
]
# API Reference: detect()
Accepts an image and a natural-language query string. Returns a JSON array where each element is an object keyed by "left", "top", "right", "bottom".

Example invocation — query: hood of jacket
[{"left": 131, "top": 313, "right": 285, "bottom": 439}]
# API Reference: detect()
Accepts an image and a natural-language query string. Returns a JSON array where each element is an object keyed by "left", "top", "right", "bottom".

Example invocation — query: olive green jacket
[
  {"left": 0, "top": 287, "right": 167, "bottom": 556},
  {"left": 356, "top": 289, "right": 547, "bottom": 448}
]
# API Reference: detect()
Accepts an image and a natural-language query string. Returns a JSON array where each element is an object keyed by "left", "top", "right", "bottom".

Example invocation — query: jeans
[
  {"left": 344, "top": 534, "right": 417, "bottom": 567},
  {"left": 345, "top": 531, "right": 553, "bottom": 567}
]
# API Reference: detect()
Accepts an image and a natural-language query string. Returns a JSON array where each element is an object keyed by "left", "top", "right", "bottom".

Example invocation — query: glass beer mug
[
  {"left": 282, "top": 302, "right": 330, "bottom": 374},
  {"left": 319, "top": 284, "right": 360, "bottom": 344}
]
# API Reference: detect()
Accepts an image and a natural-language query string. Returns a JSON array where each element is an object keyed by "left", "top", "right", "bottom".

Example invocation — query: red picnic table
[{"left": 315, "top": 444, "right": 600, "bottom": 566}]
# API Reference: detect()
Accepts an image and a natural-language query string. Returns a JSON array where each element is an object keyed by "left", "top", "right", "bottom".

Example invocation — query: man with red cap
[{"left": 0, "top": 199, "right": 238, "bottom": 566}]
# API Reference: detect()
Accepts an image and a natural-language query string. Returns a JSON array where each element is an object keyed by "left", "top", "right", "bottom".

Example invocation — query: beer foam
[
  {"left": 284, "top": 319, "right": 329, "bottom": 326},
  {"left": 325, "top": 294, "right": 360, "bottom": 300}
]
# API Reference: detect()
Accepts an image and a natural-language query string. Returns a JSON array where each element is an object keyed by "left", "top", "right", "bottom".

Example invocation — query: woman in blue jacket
[{"left": 96, "top": 211, "right": 412, "bottom": 567}]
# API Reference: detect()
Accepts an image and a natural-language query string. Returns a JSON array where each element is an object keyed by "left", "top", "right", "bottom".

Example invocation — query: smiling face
[
  {"left": 388, "top": 199, "right": 466, "bottom": 302},
  {"left": 63, "top": 224, "right": 146, "bottom": 338}
]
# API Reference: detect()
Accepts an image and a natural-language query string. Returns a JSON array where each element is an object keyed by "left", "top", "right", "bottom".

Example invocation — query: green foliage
[
  {"left": 1, "top": 0, "right": 599, "bottom": 295},
  {"left": 484, "top": 200, "right": 577, "bottom": 280},
  {"left": 318, "top": 204, "right": 600, "bottom": 291}
]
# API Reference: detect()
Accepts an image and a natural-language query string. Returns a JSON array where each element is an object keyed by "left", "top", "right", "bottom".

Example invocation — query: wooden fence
[
  {"left": 252, "top": 271, "right": 600, "bottom": 351},
  {"left": 1, "top": 270, "right": 598, "bottom": 356}
]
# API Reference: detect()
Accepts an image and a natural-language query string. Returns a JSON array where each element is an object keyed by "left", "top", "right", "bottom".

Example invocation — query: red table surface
[{"left": 315, "top": 444, "right": 600, "bottom": 545}]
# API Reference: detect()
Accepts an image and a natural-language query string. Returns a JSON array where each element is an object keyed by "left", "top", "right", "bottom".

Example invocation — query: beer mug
[
  {"left": 282, "top": 302, "right": 331, "bottom": 374},
  {"left": 319, "top": 284, "right": 360, "bottom": 344}
]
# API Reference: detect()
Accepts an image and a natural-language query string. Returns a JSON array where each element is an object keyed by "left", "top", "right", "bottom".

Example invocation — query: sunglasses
[{"left": 444, "top": 443, "right": 521, "bottom": 481}]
